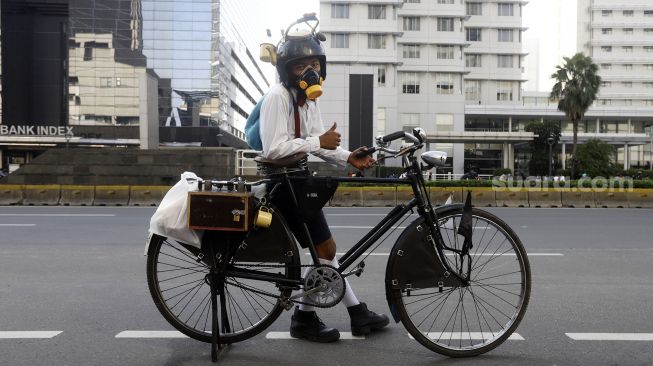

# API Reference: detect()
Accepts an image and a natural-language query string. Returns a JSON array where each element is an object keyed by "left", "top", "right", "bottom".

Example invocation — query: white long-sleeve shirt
[{"left": 259, "top": 84, "right": 351, "bottom": 166}]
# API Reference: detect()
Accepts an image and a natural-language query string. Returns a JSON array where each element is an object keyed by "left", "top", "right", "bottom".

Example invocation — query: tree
[
  {"left": 550, "top": 53, "right": 601, "bottom": 179},
  {"left": 524, "top": 120, "right": 561, "bottom": 177},
  {"left": 576, "top": 139, "right": 617, "bottom": 178}
]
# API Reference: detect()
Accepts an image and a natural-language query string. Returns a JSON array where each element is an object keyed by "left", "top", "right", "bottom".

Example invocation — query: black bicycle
[{"left": 145, "top": 128, "right": 531, "bottom": 361}]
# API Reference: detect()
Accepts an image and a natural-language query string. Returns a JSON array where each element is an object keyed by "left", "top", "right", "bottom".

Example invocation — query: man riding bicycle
[{"left": 258, "top": 18, "right": 389, "bottom": 343}]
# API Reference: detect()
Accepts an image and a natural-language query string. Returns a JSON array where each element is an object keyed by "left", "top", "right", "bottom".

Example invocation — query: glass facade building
[{"left": 1, "top": 0, "right": 269, "bottom": 172}]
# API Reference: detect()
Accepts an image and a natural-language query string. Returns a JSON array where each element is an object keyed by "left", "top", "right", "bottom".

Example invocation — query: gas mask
[{"left": 297, "top": 67, "right": 324, "bottom": 100}]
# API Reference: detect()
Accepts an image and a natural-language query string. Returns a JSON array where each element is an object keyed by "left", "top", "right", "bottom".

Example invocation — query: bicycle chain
[{"left": 226, "top": 263, "right": 343, "bottom": 309}]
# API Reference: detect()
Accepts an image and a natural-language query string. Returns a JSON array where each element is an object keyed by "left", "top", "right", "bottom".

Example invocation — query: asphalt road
[{"left": 1, "top": 206, "right": 652, "bottom": 366}]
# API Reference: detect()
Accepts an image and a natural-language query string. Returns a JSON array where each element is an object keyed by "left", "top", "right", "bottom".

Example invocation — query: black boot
[
  {"left": 290, "top": 307, "right": 340, "bottom": 343},
  {"left": 348, "top": 302, "right": 390, "bottom": 336}
]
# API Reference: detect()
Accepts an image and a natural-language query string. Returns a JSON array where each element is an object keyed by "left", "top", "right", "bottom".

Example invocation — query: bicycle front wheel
[
  {"left": 146, "top": 233, "right": 300, "bottom": 343},
  {"left": 391, "top": 207, "right": 531, "bottom": 357}
]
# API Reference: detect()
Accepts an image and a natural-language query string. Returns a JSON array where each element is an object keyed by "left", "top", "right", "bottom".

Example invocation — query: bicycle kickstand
[{"left": 210, "top": 272, "right": 230, "bottom": 363}]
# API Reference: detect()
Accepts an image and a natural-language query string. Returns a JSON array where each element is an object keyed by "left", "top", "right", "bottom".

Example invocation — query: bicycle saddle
[{"left": 254, "top": 152, "right": 308, "bottom": 168}]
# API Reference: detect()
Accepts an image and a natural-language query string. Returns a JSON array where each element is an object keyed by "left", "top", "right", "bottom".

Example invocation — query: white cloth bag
[{"left": 149, "top": 172, "right": 203, "bottom": 248}]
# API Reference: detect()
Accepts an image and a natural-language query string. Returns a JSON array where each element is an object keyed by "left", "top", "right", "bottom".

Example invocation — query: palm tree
[{"left": 550, "top": 53, "right": 601, "bottom": 179}]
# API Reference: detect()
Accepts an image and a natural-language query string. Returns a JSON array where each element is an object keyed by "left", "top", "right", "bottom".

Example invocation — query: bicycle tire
[
  {"left": 146, "top": 233, "right": 300, "bottom": 343},
  {"left": 390, "top": 207, "right": 531, "bottom": 357}
]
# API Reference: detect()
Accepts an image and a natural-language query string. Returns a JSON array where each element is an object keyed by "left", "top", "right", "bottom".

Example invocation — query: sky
[{"left": 258, "top": 0, "right": 575, "bottom": 92}]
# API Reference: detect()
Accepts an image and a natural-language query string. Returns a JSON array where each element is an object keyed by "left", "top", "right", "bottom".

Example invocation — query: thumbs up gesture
[{"left": 319, "top": 122, "right": 341, "bottom": 150}]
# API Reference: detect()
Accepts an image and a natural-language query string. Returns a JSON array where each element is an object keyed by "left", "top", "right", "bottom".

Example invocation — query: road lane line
[
  {"left": 266, "top": 332, "right": 364, "bottom": 340},
  {"left": 0, "top": 214, "right": 115, "bottom": 217},
  {"left": 0, "top": 331, "right": 62, "bottom": 339},
  {"left": 115, "top": 331, "right": 188, "bottom": 338},
  {"left": 0, "top": 224, "right": 36, "bottom": 227},
  {"left": 566, "top": 333, "right": 653, "bottom": 341},
  {"left": 304, "top": 252, "right": 563, "bottom": 257},
  {"left": 408, "top": 332, "right": 524, "bottom": 340}
]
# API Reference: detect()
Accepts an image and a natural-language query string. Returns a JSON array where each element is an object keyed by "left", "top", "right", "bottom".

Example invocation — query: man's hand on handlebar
[{"left": 348, "top": 147, "right": 376, "bottom": 170}]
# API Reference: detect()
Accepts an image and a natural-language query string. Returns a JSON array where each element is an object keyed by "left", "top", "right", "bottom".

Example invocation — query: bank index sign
[{"left": 0, "top": 125, "right": 74, "bottom": 136}]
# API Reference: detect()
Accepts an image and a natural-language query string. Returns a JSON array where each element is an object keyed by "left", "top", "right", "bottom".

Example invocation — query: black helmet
[{"left": 276, "top": 14, "right": 327, "bottom": 85}]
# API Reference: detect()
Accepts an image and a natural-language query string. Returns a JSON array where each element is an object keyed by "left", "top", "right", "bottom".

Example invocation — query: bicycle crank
[{"left": 300, "top": 265, "right": 346, "bottom": 308}]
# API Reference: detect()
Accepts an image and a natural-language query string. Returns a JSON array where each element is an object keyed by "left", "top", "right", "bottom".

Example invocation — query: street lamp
[{"left": 547, "top": 136, "right": 554, "bottom": 178}]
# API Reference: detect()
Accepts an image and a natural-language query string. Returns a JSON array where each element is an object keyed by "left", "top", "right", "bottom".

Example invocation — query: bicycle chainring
[{"left": 303, "top": 265, "right": 345, "bottom": 308}]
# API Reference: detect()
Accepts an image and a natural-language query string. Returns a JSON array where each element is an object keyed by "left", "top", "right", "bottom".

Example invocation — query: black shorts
[{"left": 269, "top": 174, "right": 333, "bottom": 249}]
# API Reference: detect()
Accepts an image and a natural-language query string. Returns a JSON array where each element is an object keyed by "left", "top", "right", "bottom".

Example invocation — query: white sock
[{"left": 331, "top": 257, "right": 360, "bottom": 308}]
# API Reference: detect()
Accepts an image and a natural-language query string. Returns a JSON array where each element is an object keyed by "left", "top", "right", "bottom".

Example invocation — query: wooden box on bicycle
[{"left": 187, "top": 192, "right": 255, "bottom": 231}]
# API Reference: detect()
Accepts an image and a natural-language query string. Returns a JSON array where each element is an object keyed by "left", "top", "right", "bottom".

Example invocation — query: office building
[{"left": 0, "top": 0, "right": 269, "bottom": 172}]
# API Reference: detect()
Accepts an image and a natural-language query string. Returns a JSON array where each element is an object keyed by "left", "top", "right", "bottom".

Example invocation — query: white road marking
[
  {"left": 408, "top": 332, "right": 524, "bottom": 340},
  {"left": 566, "top": 333, "right": 653, "bottom": 341},
  {"left": 0, "top": 214, "right": 115, "bottom": 217},
  {"left": 115, "top": 331, "right": 188, "bottom": 338},
  {"left": 266, "top": 332, "right": 364, "bottom": 340},
  {"left": 0, "top": 331, "right": 62, "bottom": 339},
  {"left": 304, "top": 252, "right": 563, "bottom": 257},
  {"left": 0, "top": 224, "right": 36, "bottom": 227}
]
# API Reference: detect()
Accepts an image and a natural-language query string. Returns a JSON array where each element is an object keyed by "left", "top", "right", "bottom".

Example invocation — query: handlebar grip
[
  {"left": 380, "top": 131, "right": 406, "bottom": 143},
  {"left": 355, "top": 147, "right": 376, "bottom": 158}
]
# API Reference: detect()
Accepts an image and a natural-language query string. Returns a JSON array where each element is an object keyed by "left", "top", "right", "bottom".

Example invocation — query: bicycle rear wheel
[
  {"left": 391, "top": 207, "right": 531, "bottom": 357},
  {"left": 146, "top": 232, "right": 300, "bottom": 343}
]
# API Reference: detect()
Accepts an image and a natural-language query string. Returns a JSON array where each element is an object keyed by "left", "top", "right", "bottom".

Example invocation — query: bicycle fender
[{"left": 384, "top": 204, "right": 464, "bottom": 323}]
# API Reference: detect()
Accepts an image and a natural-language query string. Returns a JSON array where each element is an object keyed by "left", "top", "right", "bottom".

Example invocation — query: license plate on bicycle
[{"left": 187, "top": 192, "right": 254, "bottom": 231}]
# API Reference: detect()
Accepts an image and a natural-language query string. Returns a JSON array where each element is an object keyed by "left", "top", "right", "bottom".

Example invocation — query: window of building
[
  {"left": 465, "top": 80, "right": 481, "bottom": 100},
  {"left": 99, "top": 77, "right": 113, "bottom": 87},
  {"left": 645, "top": 28, "right": 653, "bottom": 35},
  {"left": 602, "top": 10, "right": 612, "bottom": 17},
  {"left": 599, "top": 99, "right": 612, "bottom": 106},
  {"left": 436, "top": 73, "right": 454, "bottom": 94},
  {"left": 402, "top": 72, "right": 420, "bottom": 94},
  {"left": 466, "top": 2, "right": 482, "bottom": 15},
  {"left": 601, "top": 63, "right": 612, "bottom": 70},
  {"left": 601, "top": 46, "right": 612, "bottom": 52},
  {"left": 466, "top": 28, "right": 482, "bottom": 41},
  {"left": 624, "top": 64, "right": 633, "bottom": 70},
  {"left": 401, "top": 113, "right": 420, "bottom": 131},
  {"left": 498, "top": 55, "right": 513, "bottom": 68},
  {"left": 404, "top": 0, "right": 420, "bottom": 3},
  {"left": 368, "top": 5, "right": 386, "bottom": 19},
  {"left": 644, "top": 82, "right": 653, "bottom": 88},
  {"left": 645, "top": 10, "right": 653, "bottom": 16},
  {"left": 437, "top": 17, "right": 454, "bottom": 32},
  {"left": 496, "top": 81, "right": 513, "bottom": 101},
  {"left": 83, "top": 46, "right": 93, "bottom": 61},
  {"left": 331, "top": 33, "right": 349, "bottom": 48},
  {"left": 437, "top": 45, "right": 454, "bottom": 59},
  {"left": 331, "top": 4, "right": 349, "bottom": 19},
  {"left": 623, "top": 81, "right": 633, "bottom": 88},
  {"left": 403, "top": 17, "right": 420, "bottom": 31},
  {"left": 645, "top": 46, "right": 653, "bottom": 52},
  {"left": 623, "top": 10, "right": 634, "bottom": 17},
  {"left": 377, "top": 108, "right": 386, "bottom": 136},
  {"left": 623, "top": 28, "right": 634, "bottom": 35},
  {"left": 116, "top": 78, "right": 121, "bottom": 86},
  {"left": 368, "top": 34, "right": 386, "bottom": 49},
  {"left": 498, "top": 29, "right": 514, "bottom": 42},
  {"left": 377, "top": 66, "right": 386, "bottom": 87},
  {"left": 438, "top": 0, "right": 454, "bottom": 3},
  {"left": 436, "top": 114, "right": 454, "bottom": 132},
  {"left": 602, "top": 81, "right": 612, "bottom": 88},
  {"left": 403, "top": 44, "right": 420, "bottom": 58},
  {"left": 623, "top": 46, "right": 633, "bottom": 53},
  {"left": 646, "top": 100, "right": 653, "bottom": 106},
  {"left": 602, "top": 28, "right": 612, "bottom": 35},
  {"left": 498, "top": 3, "right": 514, "bottom": 16},
  {"left": 465, "top": 54, "right": 482, "bottom": 67},
  {"left": 645, "top": 64, "right": 653, "bottom": 70}
]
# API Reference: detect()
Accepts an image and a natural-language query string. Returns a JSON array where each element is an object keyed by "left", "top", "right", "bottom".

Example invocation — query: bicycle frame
[{"left": 223, "top": 152, "right": 468, "bottom": 291}]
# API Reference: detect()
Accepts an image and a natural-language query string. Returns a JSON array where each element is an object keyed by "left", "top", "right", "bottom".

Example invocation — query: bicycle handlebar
[
  {"left": 354, "top": 146, "right": 377, "bottom": 158},
  {"left": 379, "top": 131, "right": 406, "bottom": 143}
]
